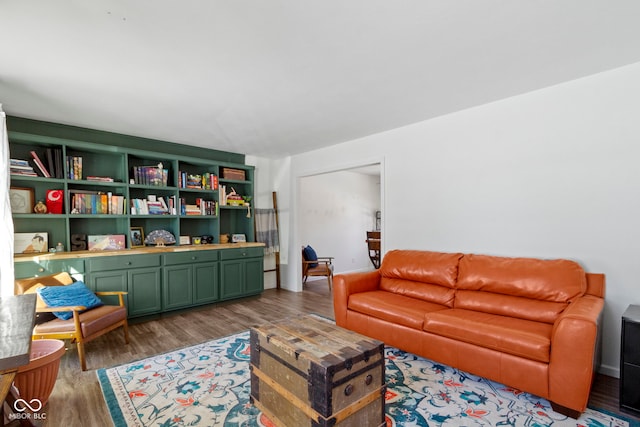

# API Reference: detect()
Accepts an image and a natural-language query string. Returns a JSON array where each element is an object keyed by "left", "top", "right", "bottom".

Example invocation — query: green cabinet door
[
  {"left": 163, "top": 251, "right": 219, "bottom": 310},
  {"left": 163, "top": 265, "right": 194, "bottom": 310},
  {"left": 88, "top": 270, "right": 128, "bottom": 307},
  {"left": 194, "top": 262, "right": 219, "bottom": 304},
  {"left": 244, "top": 257, "right": 264, "bottom": 295},
  {"left": 127, "top": 267, "right": 162, "bottom": 317},
  {"left": 219, "top": 248, "right": 264, "bottom": 300},
  {"left": 220, "top": 260, "right": 244, "bottom": 300},
  {"left": 88, "top": 254, "right": 161, "bottom": 318}
]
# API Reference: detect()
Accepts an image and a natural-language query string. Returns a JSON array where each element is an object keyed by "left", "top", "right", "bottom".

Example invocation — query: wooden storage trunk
[
  {"left": 250, "top": 315, "right": 386, "bottom": 427},
  {"left": 221, "top": 167, "right": 246, "bottom": 181}
]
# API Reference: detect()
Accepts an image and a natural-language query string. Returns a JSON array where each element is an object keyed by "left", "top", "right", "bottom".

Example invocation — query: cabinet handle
[
  {"left": 191, "top": 256, "right": 196, "bottom": 260},
  {"left": 38, "top": 267, "right": 45, "bottom": 272},
  {"left": 126, "top": 261, "right": 132, "bottom": 265}
]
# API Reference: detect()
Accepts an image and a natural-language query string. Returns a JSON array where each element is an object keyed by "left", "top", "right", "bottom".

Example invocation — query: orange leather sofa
[{"left": 333, "top": 250, "right": 605, "bottom": 418}]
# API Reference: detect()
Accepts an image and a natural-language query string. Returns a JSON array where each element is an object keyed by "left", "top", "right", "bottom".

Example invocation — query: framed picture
[
  {"left": 15, "top": 232, "right": 48, "bottom": 254},
  {"left": 9, "top": 187, "right": 35, "bottom": 214},
  {"left": 88, "top": 234, "right": 126, "bottom": 251},
  {"left": 130, "top": 227, "right": 144, "bottom": 248},
  {"left": 231, "top": 233, "right": 246, "bottom": 243},
  {"left": 179, "top": 235, "right": 191, "bottom": 245}
]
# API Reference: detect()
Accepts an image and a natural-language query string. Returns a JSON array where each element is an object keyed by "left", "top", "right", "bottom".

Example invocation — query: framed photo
[
  {"left": 130, "top": 227, "right": 144, "bottom": 248},
  {"left": 179, "top": 235, "right": 191, "bottom": 245},
  {"left": 15, "top": 232, "right": 48, "bottom": 254},
  {"left": 231, "top": 233, "right": 246, "bottom": 243},
  {"left": 88, "top": 234, "right": 126, "bottom": 251},
  {"left": 9, "top": 187, "right": 35, "bottom": 214}
]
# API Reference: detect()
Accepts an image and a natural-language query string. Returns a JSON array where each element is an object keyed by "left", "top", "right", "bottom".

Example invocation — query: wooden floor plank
[{"left": 15, "top": 279, "right": 638, "bottom": 426}]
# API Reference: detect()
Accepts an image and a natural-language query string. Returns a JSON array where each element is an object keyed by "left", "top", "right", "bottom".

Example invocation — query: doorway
[{"left": 298, "top": 162, "right": 382, "bottom": 290}]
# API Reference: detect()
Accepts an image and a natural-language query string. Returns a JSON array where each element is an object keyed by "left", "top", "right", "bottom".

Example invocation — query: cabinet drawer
[
  {"left": 164, "top": 251, "right": 218, "bottom": 265},
  {"left": 89, "top": 254, "right": 161, "bottom": 271},
  {"left": 219, "top": 247, "right": 263, "bottom": 260},
  {"left": 15, "top": 259, "right": 85, "bottom": 279}
]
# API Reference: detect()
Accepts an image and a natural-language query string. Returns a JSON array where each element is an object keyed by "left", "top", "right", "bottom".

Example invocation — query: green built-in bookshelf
[{"left": 8, "top": 116, "right": 255, "bottom": 252}]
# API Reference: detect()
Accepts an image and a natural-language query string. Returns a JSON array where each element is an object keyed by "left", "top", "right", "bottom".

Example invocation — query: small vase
[{"left": 34, "top": 200, "right": 48, "bottom": 214}]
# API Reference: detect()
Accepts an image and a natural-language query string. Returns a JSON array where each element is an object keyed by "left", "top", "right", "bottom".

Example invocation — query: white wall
[
  {"left": 299, "top": 170, "right": 380, "bottom": 276},
  {"left": 276, "top": 62, "right": 640, "bottom": 377},
  {"left": 246, "top": 155, "right": 292, "bottom": 289}
]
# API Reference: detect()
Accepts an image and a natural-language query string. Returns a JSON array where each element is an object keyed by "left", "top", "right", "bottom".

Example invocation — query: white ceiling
[{"left": 2, "top": 1, "right": 640, "bottom": 158}]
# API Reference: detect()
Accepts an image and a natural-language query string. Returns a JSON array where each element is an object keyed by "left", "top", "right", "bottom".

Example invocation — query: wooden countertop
[{"left": 14, "top": 242, "right": 265, "bottom": 262}]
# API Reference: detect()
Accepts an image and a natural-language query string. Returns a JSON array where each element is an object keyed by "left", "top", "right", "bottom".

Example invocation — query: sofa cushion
[
  {"left": 380, "top": 278, "right": 455, "bottom": 307},
  {"left": 423, "top": 309, "right": 553, "bottom": 363},
  {"left": 455, "top": 290, "right": 568, "bottom": 324},
  {"left": 348, "top": 290, "right": 448, "bottom": 330},
  {"left": 457, "top": 254, "right": 586, "bottom": 303},
  {"left": 380, "top": 250, "right": 463, "bottom": 288}
]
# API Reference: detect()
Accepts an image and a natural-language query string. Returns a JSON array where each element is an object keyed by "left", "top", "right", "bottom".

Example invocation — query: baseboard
[{"left": 599, "top": 363, "right": 620, "bottom": 378}]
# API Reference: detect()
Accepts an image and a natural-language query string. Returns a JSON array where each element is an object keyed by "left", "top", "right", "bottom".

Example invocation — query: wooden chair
[
  {"left": 366, "top": 231, "right": 381, "bottom": 269},
  {"left": 14, "top": 272, "right": 129, "bottom": 371},
  {"left": 301, "top": 246, "right": 334, "bottom": 290}
]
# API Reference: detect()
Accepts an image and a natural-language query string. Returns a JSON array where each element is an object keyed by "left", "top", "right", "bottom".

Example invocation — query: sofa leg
[{"left": 550, "top": 402, "right": 581, "bottom": 419}]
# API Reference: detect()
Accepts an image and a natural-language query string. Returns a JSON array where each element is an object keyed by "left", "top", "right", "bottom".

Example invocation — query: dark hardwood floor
[{"left": 9, "top": 279, "right": 638, "bottom": 426}]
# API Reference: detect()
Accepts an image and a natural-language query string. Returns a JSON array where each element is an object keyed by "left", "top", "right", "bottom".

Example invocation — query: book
[
  {"left": 55, "top": 148, "right": 63, "bottom": 179},
  {"left": 10, "top": 159, "right": 37, "bottom": 176},
  {"left": 46, "top": 148, "right": 56, "bottom": 177},
  {"left": 132, "top": 166, "right": 168, "bottom": 186},
  {"left": 67, "top": 156, "right": 83, "bottom": 180},
  {"left": 30, "top": 151, "right": 51, "bottom": 177},
  {"left": 69, "top": 190, "right": 123, "bottom": 215},
  {"left": 86, "top": 176, "right": 115, "bottom": 182},
  {"left": 10, "top": 158, "right": 30, "bottom": 166}
]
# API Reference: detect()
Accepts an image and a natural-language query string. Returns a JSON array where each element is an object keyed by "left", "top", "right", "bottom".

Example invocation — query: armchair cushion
[
  {"left": 33, "top": 305, "right": 127, "bottom": 337},
  {"left": 302, "top": 245, "right": 318, "bottom": 268},
  {"left": 37, "top": 281, "right": 104, "bottom": 320},
  {"left": 303, "top": 245, "right": 319, "bottom": 267}
]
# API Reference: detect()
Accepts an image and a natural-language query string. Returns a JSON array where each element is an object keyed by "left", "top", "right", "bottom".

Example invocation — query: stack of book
[
  {"left": 10, "top": 158, "right": 37, "bottom": 176},
  {"left": 46, "top": 148, "right": 64, "bottom": 178},
  {"left": 130, "top": 195, "right": 170, "bottom": 215},
  {"left": 70, "top": 190, "right": 125, "bottom": 215},
  {"left": 178, "top": 171, "right": 218, "bottom": 190},
  {"left": 67, "top": 156, "right": 83, "bottom": 180},
  {"left": 132, "top": 166, "right": 168, "bottom": 186},
  {"left": 179, "top": 198, "right": 217, "bottom": 216},
  {"left": 10, "top": 150, "right": 55, "bottom": 177}
]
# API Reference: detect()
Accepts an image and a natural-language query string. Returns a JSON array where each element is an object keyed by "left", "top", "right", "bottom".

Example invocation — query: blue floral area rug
[{"left": 98, "top": 331, "right": 634, "bottom": 427}]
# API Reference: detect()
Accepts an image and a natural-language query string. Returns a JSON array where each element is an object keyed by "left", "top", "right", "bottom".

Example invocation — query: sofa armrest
[
  {"left": 549, "top": 295, "right": 604, "bottom": 412},
  {"left": 585, "top": 273, "right": 605, "bottom": 298},
  {"left": 333, "top": 271, "right": 381, "bottom": 326}
]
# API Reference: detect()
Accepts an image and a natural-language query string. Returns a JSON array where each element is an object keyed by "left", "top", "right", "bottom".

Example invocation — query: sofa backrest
[
  {"left": 456, "top": 254, "right": 587, "bottom": 323},
  {"left": 379, "top": 250, "right": 463, "bottom": 307}
]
